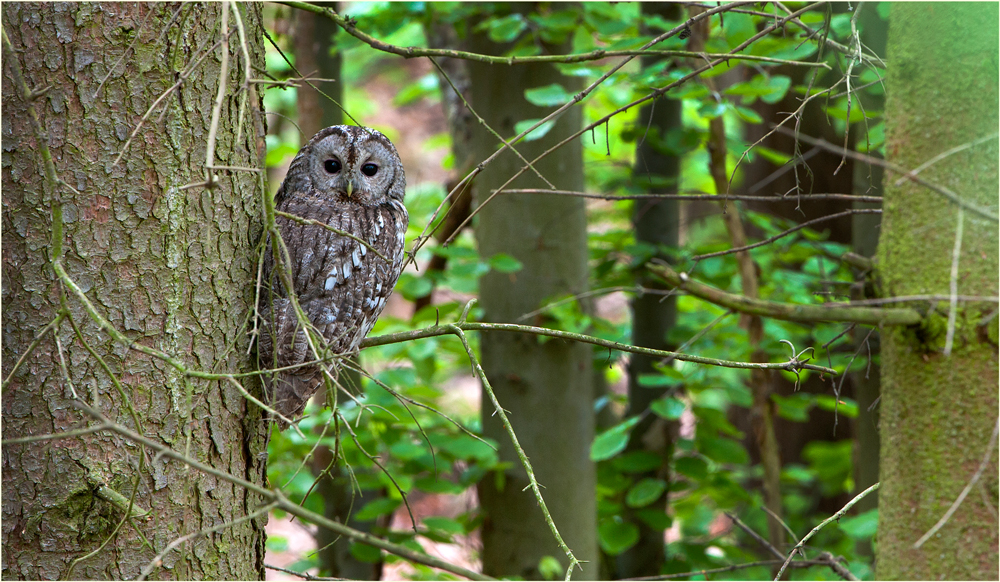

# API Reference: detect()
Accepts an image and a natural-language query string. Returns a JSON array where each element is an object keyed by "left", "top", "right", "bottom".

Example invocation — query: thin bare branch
[
  {"left": 73, "top": 402, "right": 495, "bottom": 581},
  {"left": 914, "top": 419, "right": 999, "bottom": 549},
  {"left": 774, "top": 482, "right": 881, "bottom": 581},
  {"left": 772, "top": 125, "right": 998, "bottom": 221},
  {"left": 691, "top": 209, "right": 882, "bottom": 261},
  {"left": 497, "top": 189, "right": 883, "bottom": 203}
]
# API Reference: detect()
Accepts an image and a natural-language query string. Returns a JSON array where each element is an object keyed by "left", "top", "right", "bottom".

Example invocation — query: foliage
[{"left": 260, "top": 2, "right": 891, "bottom": 579}]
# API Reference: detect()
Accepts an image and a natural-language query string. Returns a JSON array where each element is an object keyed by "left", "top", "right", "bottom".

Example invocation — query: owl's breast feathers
[{"left": 258, "top": 192, "right": 407, "bottom": 420}]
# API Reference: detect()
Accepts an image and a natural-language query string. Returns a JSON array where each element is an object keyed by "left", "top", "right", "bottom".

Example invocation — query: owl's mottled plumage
[{"left": 258, "top": 125, "right": 408, "bottom": 422}]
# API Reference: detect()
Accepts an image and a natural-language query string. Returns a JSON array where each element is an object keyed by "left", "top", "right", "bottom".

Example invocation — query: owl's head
[{"left": 293, "top": 125, "right": 406, "bottom": 207}]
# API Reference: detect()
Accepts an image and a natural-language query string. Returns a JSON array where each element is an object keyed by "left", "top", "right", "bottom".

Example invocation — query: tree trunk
[
  {"left": 877, "top": 3, "right": 999, "bottom": 579},
  {"left": 849, "top": 3, "right": 887, "bottom": 561},
  {"left": 615, "top": 3, "right": 682, "bottom": 577},
  {"left": 2, "top": 3, "right": 267, "bottom": 579},
  {"left": 467, "top": 7, "right": 598, "bottom": 579}
]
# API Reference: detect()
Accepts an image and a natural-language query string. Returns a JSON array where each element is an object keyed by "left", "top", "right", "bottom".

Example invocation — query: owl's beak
[{"left": 346, "top": 180, "right": 354, "bottom": 198}]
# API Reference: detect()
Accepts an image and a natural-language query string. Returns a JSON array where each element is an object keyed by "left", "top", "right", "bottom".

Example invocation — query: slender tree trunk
[
  {"left": 849, "top": 3, "right": 887, "bottom": 561},
  {"left": 2, "top": 3, "right": 267, "bottom": 579},
  {"left": 466, "top": 7, "right": 598, "bottom": 578},
  {"left": 615, "top": 3, "right": 683, "bottom": 577},
  {"left": 877, "top": 3, "right": 999, "bottom": 579}
]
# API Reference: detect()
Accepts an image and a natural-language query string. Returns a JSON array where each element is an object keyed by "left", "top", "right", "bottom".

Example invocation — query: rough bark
[
  {"left": 467, "top": 6, "right": 598, "bottom": 579},
  {"left": 877, "top": 3, "right": 999, "bottom": 579},
  {"left": 2, "top": 3, "right": 267, "bottom": 579}
]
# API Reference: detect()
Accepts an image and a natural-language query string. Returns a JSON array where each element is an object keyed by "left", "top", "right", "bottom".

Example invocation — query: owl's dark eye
[
  {"left": 361, "top": 163, "right": 378, "bottom": 177},
  {"left": 324, "top": 159, "right": 341, "bottom": 174}
]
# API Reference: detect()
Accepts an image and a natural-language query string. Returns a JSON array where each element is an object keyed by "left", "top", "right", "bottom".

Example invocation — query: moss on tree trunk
[
  {"left": 877, "top": 3, "right": 999, "bottom": 579},
  {"left": 2, "top": 3, "right": 267, "bottom": 579}
]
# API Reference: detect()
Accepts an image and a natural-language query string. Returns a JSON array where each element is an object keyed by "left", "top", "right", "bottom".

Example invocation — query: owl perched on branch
[{"left": 258, "top": 125, "right": 408, "bottom": 423}]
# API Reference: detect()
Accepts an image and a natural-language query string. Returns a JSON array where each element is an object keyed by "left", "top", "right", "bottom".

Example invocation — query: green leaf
[
  {"left": 389, "top": 439, "right": 427, "bottom": 461},
  {"left": 265, "top": 141, "right": 298, "bottom": 168},
  {"left": 722, "top": 12, "right": 756, "bottom": 47},
  {"left": 734, "top": 105, "right": 763, "bottom": 124},
  {"left": 772, "top": 393, "right": 812, "bottom": 422},
  {"left": 754, "top": 145, "right": 793, "bottom": 166},
  {"left": 397, "top": 273, "right": 433, "bottom": 300},
  {"left": 538, "top": 555, "right": 563, "bottom": 580},
  {"left": 612, "top": 451, "right": 663, "bottom": 473},
  {"left": 634, "top": 508, "right": 672, "bottom": 531},
  {"left": 626, "top": 478, "right": 667, "bottom": 508},
  {"left": 598, "top": 519, "right": 640, "bottom": 555},
  {"left": 513, "top": 118, "right": 556, "bottom": 141},
  {"left": 650, "top": 396, "right": 685, "bottom": 420},
  {"left": 637, "top": 373, "right": 676, "bottom": 388},
  {"left": 698, "top": 436, "right": 749, "bottom": 465},
  {"left": 591, "top": 416, "right": 640, "bottom": 461},
  {"left": 530, "top": 10, "right": 579, "bottom": 44},
  {"left": 803, "top": 440, "right": 854, "bottom": 495},
  {"left": 691, "top": 388, "right": 728, "bottom": 411},
  {"left": 725, "top": 74, "right": 791, "bottom": 105},
  {"left": 482, "top": 14, "right": 528, "bottom": 43},
  {"left": 839, "top": 508, "right": 878, "bottom": 540},
  {"left": 487, "top": 252, "right": 523, "bottom": 274},
  {"left": 674, "top": 455, "right": 709, "bottom": 481},
  {"left": 423, "top": 516, "right": 465, "bottom": 537},
  {"left": 350, "top": 541, "right": 383, "bottom": 563},
  {"left": 355, "top": 497, "right": 401, "bottom": 521},
  {"left": 815, "top": 394, "right": 859, "bottom": 418},
  {"left": 524, "top": 83, "right": 575, "bottom": 107},
  {"left": 414, "top": 477, "right": 465, "bottom": 495}
]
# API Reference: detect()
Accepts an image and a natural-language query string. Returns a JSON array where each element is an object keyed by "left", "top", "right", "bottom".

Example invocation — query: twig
[
  {"left": 725, "top": 512, "right": 785, "bottom": 560},
  {"left": 446, "top": 1, "right": 826, "bottom": 243},
  {"left": 274, "top": 213, "right": 389, "bottom": 262},
  {"left": 138, "top": 502, "right": 278, "bottom": 580},
  {"left": 774, "top": 482, "right": 881, "bottom": 581},
  {"left": 914, "top": 419, "right": 1000, "bottom": 548},
  {"left": 943, "top": 208, "right": 964, "bottom": 356},
  {"left": 497, "top": 189, "right": 883, "bottom": 203},
  {"left": 691, "top": 209, "right": 882, "bottom": 261},
  {"left": 73, "top": 402, "right": 495, "bottom": 581},
  {"left": 771, "top": 125, "right": 998, "bottom": 221},
  {"left": 452, "top": 322, "right": 582, "bottom": 580},
  {"left": 647, "top": 261, "right": 922, "bottom": 327},
  {"left": 892, "top": 132, "right": 999, "bottom": 186},
  {"left": 621, "top": 558, "right": 850, "bottom": 581},
  {"left": 1, "top": 313, "right": 64, "bottom": 392},
  {"left": 202, "top": 2, "right": 230, "bottom": 189},
  {"left": 361, "top": 319, "right": 838, "bottom": 375},
  {"left": 264, "top": 564, "right": 347, "bottom": 581},
  {"left": 283, "top": 1, "right": 764, "bottom": 66},
  {"left": 1, "top": 422, "right": 112, "bottom": 445}
]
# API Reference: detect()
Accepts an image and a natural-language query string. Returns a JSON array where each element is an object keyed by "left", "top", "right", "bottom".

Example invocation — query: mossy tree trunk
[
  {"left": 2, "top": 3, "right": 267, "bottom": 579},
  {"left": 467, "top": 6, "right": 598, "bottom": 579},
  {"left": 877, "top": 3, "right": 999, "bottom": 579}
]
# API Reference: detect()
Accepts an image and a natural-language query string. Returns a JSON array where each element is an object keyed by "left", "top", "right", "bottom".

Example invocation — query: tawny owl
[{"left": 257, "top": 125, "right": 408, "bottom": 423}]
